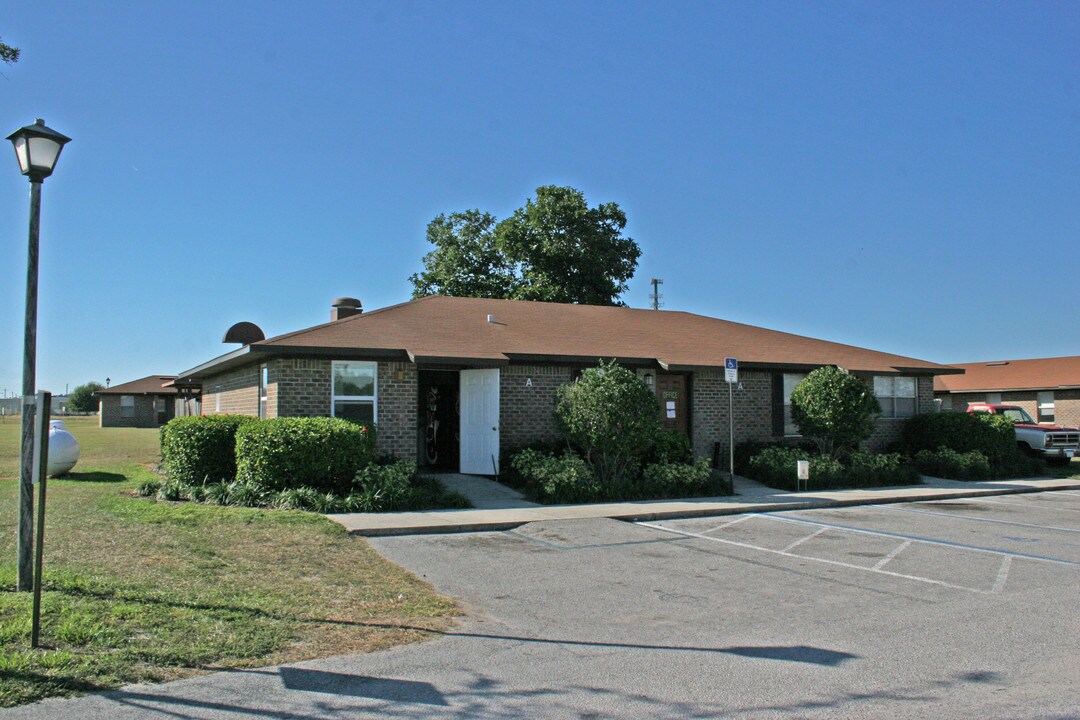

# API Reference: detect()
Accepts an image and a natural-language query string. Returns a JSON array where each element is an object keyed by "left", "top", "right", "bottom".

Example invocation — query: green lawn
[{"left": 0, "top": 416, "right": 458, "bottom": 707}]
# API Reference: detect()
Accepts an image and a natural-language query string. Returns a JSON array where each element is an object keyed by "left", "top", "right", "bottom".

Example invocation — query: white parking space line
[
  {"left": 780, "top": 526, "right": 829, "bottom": 553},
  {"left": 869, "top": 504, "right": 1080, "bottom": 533},
  {"left": 702, "top": 514, "right": 755, "bottom": 535},
  {"left": 991, "top": 556, "right": 1013, "bottom": 594},
  {"left": 756, "top": 513, "right": 1079, "bottom": 566},
  {"left": 637, "top": 522, "right": 997, "bottom": 594},
  {"left": 872, "top": 540, "right": 911, "bottom": 571}
]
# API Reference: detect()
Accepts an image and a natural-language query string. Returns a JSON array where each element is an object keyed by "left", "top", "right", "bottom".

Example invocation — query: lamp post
[{"left": 8, "top": 119, "right": 71, "bottom": 592}]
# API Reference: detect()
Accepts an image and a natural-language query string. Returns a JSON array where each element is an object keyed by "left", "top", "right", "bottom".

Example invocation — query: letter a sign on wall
[{"left": 725, "top": 357, "right": 738, "bottom": 384}]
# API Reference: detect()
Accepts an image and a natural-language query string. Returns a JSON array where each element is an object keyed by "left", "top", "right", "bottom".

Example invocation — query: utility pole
[{"left": 649, "top": 278, "right": 664, "bottom": 310}]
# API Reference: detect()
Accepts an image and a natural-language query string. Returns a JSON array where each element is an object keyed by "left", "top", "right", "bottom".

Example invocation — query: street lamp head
[{"left": 7, "top": 119, "right": 71, "bottom": 182}]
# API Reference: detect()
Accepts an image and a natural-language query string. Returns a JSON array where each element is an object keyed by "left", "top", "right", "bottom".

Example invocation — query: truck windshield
[{"left": 998, "top": 407, "right": 1036, "bottom": 424}]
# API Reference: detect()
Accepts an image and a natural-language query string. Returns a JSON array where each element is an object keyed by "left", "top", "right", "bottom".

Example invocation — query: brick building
[
  {"left": 176, "top": 296, "right": 958, "bottom": 474},
  {"left": 934, "top": 356, "right": 1080, "bottom": 428},
  {"left": 98, "top": 375, "right": 178, "bottom": 428}
]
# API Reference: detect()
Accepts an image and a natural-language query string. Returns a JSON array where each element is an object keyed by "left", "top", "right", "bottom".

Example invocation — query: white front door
[{"left": 460, "top": 369, "right": 500, "bottom": 475}]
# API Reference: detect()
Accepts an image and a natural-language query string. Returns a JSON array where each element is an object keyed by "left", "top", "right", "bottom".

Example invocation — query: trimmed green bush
[
  {"left": 646, "top": 430, "right": 693, "bottom": 465},
  {"left": 846, "top": 450, "right": 919, "bottom": 487},
  {"left": 913, "top": 448, "right": 992, "bottom": 480},
  {"left": 789, "top": 366, "right": 880, "bottom": 456},
  {"left": 641, "top": 457, "right": 716, "bottom": 496},
  {"left": 511, "top": 449, "right": 601, "bottom": 504},
  {"left": 235, "top": 417, "right": 375, "bottom": 494},
  {"left": 744, "top": 447, "right": 913, "bottom": 490},
  {"left": 902, "top": 412, "right": 1016, "bottom": 468},
  {"left": 160, "top": 415, "right": 257, "bottom": 485},
  {"left": 555, "top": 359, "right": 660, "bottom": 485}
]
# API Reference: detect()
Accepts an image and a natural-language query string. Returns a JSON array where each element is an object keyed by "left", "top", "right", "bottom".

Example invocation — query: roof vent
[
  {"left": 331, "top": 297, "right": 363, "bottom": 321},
  {"left": 985, "top": 361, "right": 1009, "bottom": 366},
  {"left": 222, "top": 321, "right": 265, "bottom": 345}
]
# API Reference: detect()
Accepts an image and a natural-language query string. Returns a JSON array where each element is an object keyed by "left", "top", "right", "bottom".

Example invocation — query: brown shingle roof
[
  {"left": 934, "top": 356, "right": 1080, "bottom": 393},
  {"left": 97, "top": 375, "right": 178, "bottom": 395},
  {"left": 184, "top": 296, "right": 956, "bottom": 378}
]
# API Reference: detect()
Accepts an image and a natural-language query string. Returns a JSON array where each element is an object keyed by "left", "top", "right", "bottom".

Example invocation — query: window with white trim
[
  {"left": 783, "top": 373, "right": 807, "bottom": 435},
  {"left": 121, "top": 395, "right": 135, "bottom": 418},
  {"left": 153, "top": 397, "right": 165, "bottom": 414},
  {"left": 1037, "top": 391, "right": 1055, "bottom": 423},
  {"left": 874, "top": 376, "right": 917, "bottom": 418},
  {"left": 332, "top": 361, "right": 377, "bottom": 425}
]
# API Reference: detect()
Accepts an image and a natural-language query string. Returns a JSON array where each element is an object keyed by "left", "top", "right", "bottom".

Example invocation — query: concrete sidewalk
[{"left": 329, "top": 474, "right": 1080, "bottom": 536}]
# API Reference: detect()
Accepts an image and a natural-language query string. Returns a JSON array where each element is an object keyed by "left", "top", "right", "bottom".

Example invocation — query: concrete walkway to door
[
  {"left": 434, "top": 473, "right": 540, "bottom": 509},
  {"left": 329, "top": 473, "right": 1080, "bottom": 536}
]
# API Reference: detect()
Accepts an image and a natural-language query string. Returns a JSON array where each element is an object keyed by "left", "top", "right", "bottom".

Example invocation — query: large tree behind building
[{"left": 409, "top": 185, "right": 641, "bottom": 306}]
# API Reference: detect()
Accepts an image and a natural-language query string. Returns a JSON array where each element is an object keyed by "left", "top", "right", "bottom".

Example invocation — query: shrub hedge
[
  {"left": 235, "top": 417, "right": 376, "bottom": 494},
  {"left": 160, "top": 415, "right": 258, "bottom": 485},
  {"left": 913, "top": 448, "right": 992, "bottom": 480},
  {"left": 510, "top": 449, "right": 601, "bottom": 504},
  {"left": 902, "top": 412, "right": 1016, "bottom": 467},
  {"left": 744, "top": 446, "right": 917, "bottom": 490}
]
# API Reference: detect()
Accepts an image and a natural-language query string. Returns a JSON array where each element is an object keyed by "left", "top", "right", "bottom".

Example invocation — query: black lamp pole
[{"left": 7, "top": 119, "right": 71, "bottom": 591}]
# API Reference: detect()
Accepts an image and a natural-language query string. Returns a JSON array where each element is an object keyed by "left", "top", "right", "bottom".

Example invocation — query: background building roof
[
  {"left": 934, "top": 356, "right": 1080, "bottom": 393},
  {"left": 97, "top": 375, "right": 179, "bottom": 395}
]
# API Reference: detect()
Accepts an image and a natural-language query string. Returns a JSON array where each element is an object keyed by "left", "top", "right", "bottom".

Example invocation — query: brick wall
[
  {"left": 500, "top": 365, "right": 573, "bottom": 451},
  {"left": 378, "top": 362, "right": 418, "bottom": 459},
  {"left": 204, "top": 358, "right": 417, "bottom": 459},
  {"left": 100, "top": 394, "right": 175, "bottom": 428},
  {"left": 200, "top": 365, "right": 260, "bottom": 416},
  {"left": 692, "top": 370, "right": 774, "bottom": 462}
]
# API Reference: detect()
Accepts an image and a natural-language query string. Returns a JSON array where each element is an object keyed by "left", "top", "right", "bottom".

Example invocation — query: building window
[
  {"left": 874, "top": 376, "right": 917, "bottom": 418},
  {"left": 258, "top": 364, "right": 269, "bottom": 420},
  {"left": 783, "top": 373, "right": 807, "bottom": 436},
  {"left": 332, "top": 361, "right": 377, "bottom": 425},
  {"left": 153, "top": 397, "right": 165, "bottom": 414},
  {"left": 986, "top": 392, "right": 1002, "bottom": 404},
  {"left": 215, "top": 386, "right": 221, "bottom": 413},
  {"left": 1037, "top": 391, "right": 1055, "bottom": 423},
  {"left": 121, "top": 395, "right": 135, "bottom": 418}
]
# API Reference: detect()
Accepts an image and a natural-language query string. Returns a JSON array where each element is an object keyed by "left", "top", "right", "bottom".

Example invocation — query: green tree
[
  {"left": 409, "top": 185, "right": 641, "bottom": 306},
  {"left": 409, "top": 210, "right": 517, "bottom": 299},
  {"left": 1, "top": 38, "right": 19, "bottom": 64},
  {"left": 68, "top": 382, "right": 105, "bottom": 413},
  {"left": 789, "top": 366, "right": 880, "bottom": 457},
  {"left": 555, "top": 360, "right": 659, "bottom": 485}
]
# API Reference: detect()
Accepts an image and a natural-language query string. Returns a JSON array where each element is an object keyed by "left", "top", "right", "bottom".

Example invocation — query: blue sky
[{"left": 2, "top": 1, "right": 1078, "bottom": 396}]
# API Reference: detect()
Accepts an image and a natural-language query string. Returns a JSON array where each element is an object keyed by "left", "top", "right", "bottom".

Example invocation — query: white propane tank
[{"left": 48, "top": 420, "right": 80, "bottom": 476}]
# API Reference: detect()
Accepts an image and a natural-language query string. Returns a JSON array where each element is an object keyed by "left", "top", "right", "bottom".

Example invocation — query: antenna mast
[{"left": 649, "top": 278, "right": 664, "bottom": 310}]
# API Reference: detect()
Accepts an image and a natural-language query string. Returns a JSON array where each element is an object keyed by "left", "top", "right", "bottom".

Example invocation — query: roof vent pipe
[
  {"left": 487, "top": 314, "right": 494, "bottom": 324},
  {"left": 331, "top": 297, "right": 362, "bottom": 321}
]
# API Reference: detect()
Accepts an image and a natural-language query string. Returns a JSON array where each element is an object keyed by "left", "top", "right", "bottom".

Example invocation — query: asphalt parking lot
[{"left": 11, "top": 490, "right": 1080, "bottom": 720}]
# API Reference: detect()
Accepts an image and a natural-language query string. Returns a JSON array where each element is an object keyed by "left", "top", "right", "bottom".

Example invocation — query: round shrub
[
  {"left": 160, "top": 415, "right": 258, "bottom": 485},
  {"left": 789, "top": 366, "right": 879, "bottom": 456},
  {"left": 555, "top": 359, "right": 660, "bottom": 485},
  {"left": 235, "top": 417, "right": 375, "bottom": 494}
]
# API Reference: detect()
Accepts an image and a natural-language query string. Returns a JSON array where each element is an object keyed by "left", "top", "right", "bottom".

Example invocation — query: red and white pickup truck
[{"left": 967, "top": 403, "right": 1080, "bottom": 465}]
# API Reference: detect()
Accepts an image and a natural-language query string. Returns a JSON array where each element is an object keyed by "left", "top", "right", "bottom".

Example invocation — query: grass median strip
[{"left": 0, "top": 417, "right": 458, "bottom": 707}]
